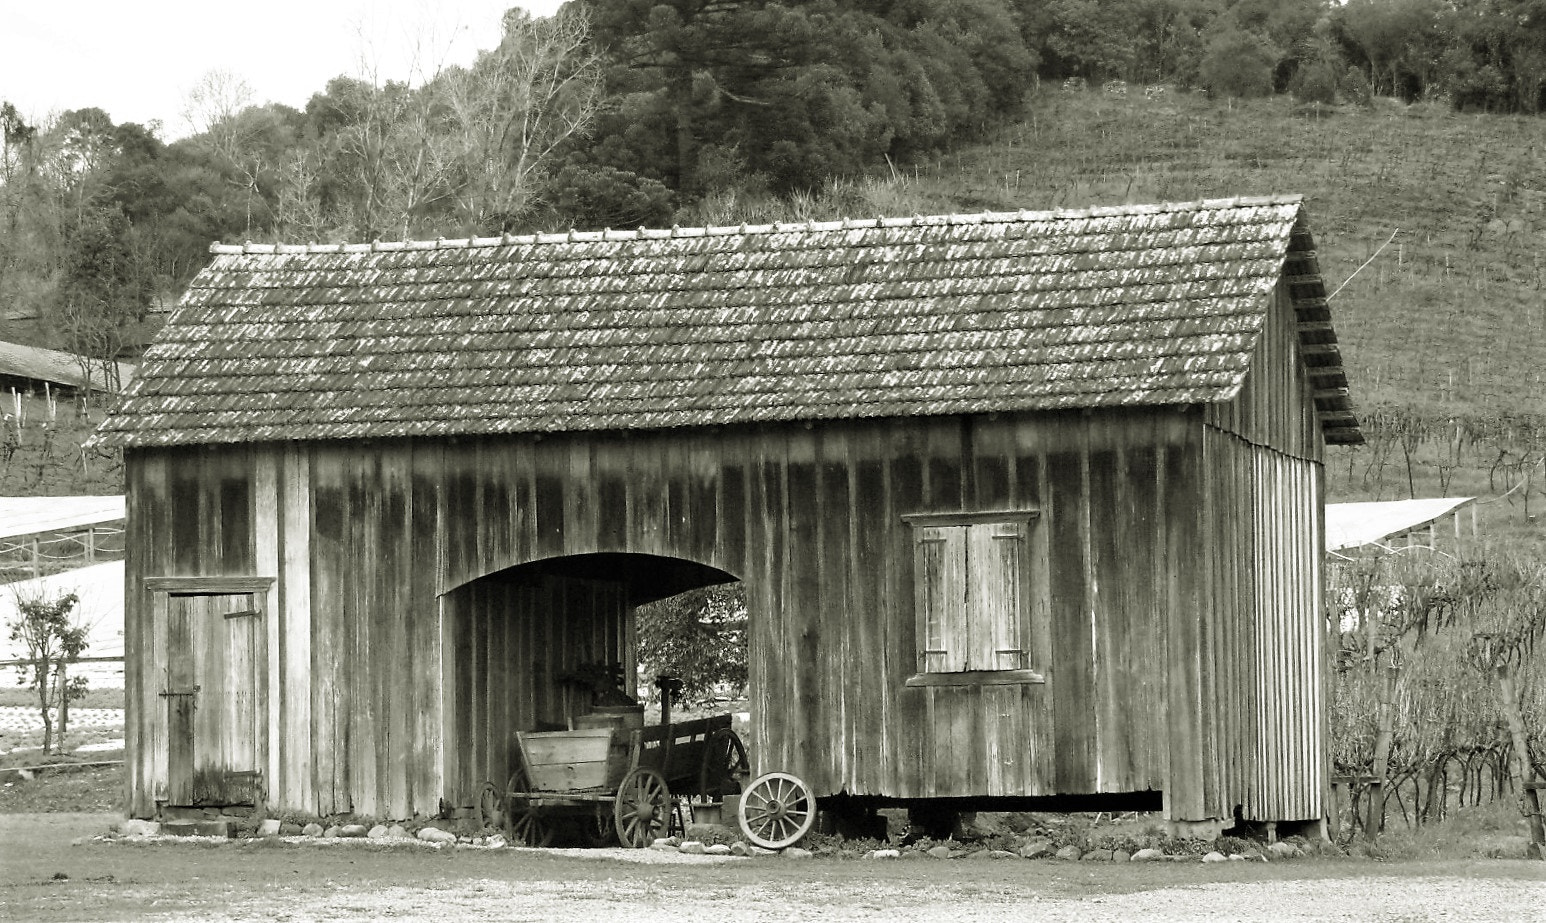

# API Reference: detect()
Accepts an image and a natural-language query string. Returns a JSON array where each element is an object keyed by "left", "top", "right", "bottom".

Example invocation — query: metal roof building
[{"left": 0, "top": 340, "right": 136, "bottom": 395}]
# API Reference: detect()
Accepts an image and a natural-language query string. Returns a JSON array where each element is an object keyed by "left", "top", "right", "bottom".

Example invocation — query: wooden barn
[{"left": 96, "top": 196, "right": 1362, "bottom": 833}]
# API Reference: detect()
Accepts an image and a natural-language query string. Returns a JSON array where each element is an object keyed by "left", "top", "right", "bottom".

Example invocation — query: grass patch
[
  {"left": 0, "top": 761, "right": 123, "bottom": 814},
  {"left": 0, "top": 724, "right": 125, "bottom": 762},
  {"left": 1368, "top": 800, "right": 1537, "bottom": 861}
]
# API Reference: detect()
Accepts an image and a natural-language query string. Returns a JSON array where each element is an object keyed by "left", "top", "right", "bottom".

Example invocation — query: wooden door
[{"left": 162, "top": 592, "right": 265, "bottom": 806}]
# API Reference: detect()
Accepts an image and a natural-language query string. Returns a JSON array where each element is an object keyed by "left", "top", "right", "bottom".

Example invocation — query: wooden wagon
[
  {"left": 496, "top": 714, "right": 816, "bottom": 849},
  {"left": 502, "top": 714, "right": 741, "bottom": 847}
]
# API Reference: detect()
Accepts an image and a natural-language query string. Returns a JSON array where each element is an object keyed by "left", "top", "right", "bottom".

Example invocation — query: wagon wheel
[
  {"left": 577, "top": 806, "right": 617, "bottom": 847},
  {"left": 505, "top": 769, "right": 553, "bottom": 847},
  {"left": 737, "top": 771, "right": 815, "bottom": 850},
  {"left": 476, "top": 780, "right": 503, "bottom": 832},
  {"left": 698, "top": 728, "right": 750, "bottom": 800},
  {"left": 613, "top": 767, "right": 671, "bottom": 848}
]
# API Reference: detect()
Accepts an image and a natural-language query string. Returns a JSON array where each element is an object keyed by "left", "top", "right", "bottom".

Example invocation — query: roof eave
[{"left": 1284, "top": 214, "right": 1364, "bottom": 446}]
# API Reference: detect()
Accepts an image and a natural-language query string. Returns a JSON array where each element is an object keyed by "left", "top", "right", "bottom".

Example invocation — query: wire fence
[{"left": 0, "top": 525, "right": 125, "bottom": 581}]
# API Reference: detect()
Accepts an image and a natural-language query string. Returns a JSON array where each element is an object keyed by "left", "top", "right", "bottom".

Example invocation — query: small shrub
[
  {"left": 1343, "top": 67, "right": 1374, "bottom": 108},
  {"left": 1292, "top": 59, "right": 1339, "bottom": 107},
  {"left": 1214, "top": 834, "right": 1255, "bottom": 856},
  {"left": 1199, "top": 22, "right": 1276, "bottom": 100}
]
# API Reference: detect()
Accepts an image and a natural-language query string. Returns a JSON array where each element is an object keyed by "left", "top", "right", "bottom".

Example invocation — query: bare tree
[
  {"left": 267, "top": 7, "right": 604, "bottom": 242},
  {"left": 442, "top": 6, "right": 604, "bottom": 232},
  {"left": 1454, "top": 556, "right": 1546, "bottom": 859},
  {"left": 182, "top": 70, "right": 256, "bottom": 158},
  {"left": 182, "top": 71, "right": 270, "bottom": 233},
  {"left": 271, "top": 150, "right": 330, "bottom": 242},
  {"left": 311, "top": 76, "right": 459, "bottom": 241}
]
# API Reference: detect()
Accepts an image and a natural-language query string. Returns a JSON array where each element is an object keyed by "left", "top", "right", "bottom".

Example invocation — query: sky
[{"left": 1, "top": 0, "right": 565, "bottom": 139}]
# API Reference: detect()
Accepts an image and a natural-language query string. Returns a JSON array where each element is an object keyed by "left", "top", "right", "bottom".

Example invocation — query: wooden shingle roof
[{"left": 94, "top": 196, "right": 1360, "bottom": 448}]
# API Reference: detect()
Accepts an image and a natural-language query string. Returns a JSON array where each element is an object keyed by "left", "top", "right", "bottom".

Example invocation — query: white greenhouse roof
[
  {"left": 1325, "top": 497, "right": 1474, "bottom": 553},
  {"left": 0, "top": 495, "right": 125, "bottom": 541}
]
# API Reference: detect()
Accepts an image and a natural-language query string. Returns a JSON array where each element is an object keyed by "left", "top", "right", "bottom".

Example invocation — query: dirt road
[{"left": 2, "top": 815, "right": 1540, "bottom": 922}]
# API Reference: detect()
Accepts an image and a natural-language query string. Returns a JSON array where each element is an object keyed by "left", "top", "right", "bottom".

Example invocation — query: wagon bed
[{"left": 504, "top": 713, "right": 750, "bottom": 847}]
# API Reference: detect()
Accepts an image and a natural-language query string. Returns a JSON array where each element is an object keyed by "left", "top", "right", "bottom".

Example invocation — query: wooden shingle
[{"left": 95, "top": 196, "right": 1360, "bottom": 447}]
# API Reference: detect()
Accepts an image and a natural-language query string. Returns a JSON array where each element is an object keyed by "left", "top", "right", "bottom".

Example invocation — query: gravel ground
[
  {"left": 4, "top": 815, "right": 1541, "bottom": 923},
  {"left": 157, "top": 873, "right": 1546, "bottom": 922}
]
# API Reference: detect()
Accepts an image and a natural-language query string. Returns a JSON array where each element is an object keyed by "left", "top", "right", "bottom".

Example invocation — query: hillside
[
  {"left": 8, "top": 85, "right": 1546, "bottom": 546},
  {"left": 891, "top": 86, "right": 1546, "bottom": 544}
]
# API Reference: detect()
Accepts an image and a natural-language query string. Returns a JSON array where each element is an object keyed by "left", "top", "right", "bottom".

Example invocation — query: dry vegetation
[
  {"left": 0, "top": 392, "right": 121, "bottom": 497},
  {"left": 907, "top": 86, "right": 1546, "bottom": 542}
]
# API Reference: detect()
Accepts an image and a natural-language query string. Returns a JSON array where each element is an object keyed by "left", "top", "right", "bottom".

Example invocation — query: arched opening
[{"left": 440, "top": 552, "right": 744, "bottom": 843}]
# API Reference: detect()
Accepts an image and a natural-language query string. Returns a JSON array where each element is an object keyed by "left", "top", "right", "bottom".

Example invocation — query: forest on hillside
[{"left": 5, "top": 0, "right": 1546, "bottom": 367}]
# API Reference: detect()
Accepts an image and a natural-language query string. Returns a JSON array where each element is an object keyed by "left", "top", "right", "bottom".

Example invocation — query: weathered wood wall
[
  {"left": 1205, "top": 283, "right": 1325, "bottom": 463},
  {"left": 125, "top": 408, "right": 1211, "bottom": 819},
  {"left": 441, "top": 574, "right": 631, "bottom": 804},
  {"left": 125, "top": 322, "right": 1326, "bottom": 824},
  {"left": 125, "top": 448, "right": 262, "bottom": 818},
  {"left": 1202, "top": 280, "right": 1328, "bottom": 823}
]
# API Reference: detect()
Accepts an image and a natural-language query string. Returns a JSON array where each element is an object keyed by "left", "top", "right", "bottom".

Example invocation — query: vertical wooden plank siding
[
  {"left": 379, "top": 446, "right": 413, "bottom": 819},
  {"left": 816, "top": 427, "right": 853, "bottom": 788},
  {"left": 308, "top": 451, "right": 346, "bottom": 815},
  {"left": 1201, "top": 278, "right": 1328, "bottom": 823},
  {"left": 252, "top": 454, "right": 281, "bottom": 808},
  {"left": 849, "top": 425, "right": 888, "bottom": 791},
  {"left": 412, "top": 442, "right": 445, "bottom": 817},
  {"left": 752, "top": 430, "right": 789, "bottom": 774},
  {"left": 163, "top": 594, "right": 193, "bottom": 805},
  {"left": 785, "top": 429, "right": 821, "bottom": 783},
  {"left": 886, "top": 421, "right": 926, "bottom": 795},
  {"left": 1165, "top": 424, "right": 1208, "bottom": 822},
  {"left": 1089, "top": 431, "right": 1126, "bottom": 792},
  {"left": 123, "top": 386, "right": 1324, "bottom": 825},
  {"left": 1048, "top": 425, "right": 1095, "bottom": 794},
  {"left": 279, "top": 445, "right": 314, "bottom": 815},
  {"left": 124, "top": 451, "right": 167, "bottom": 815}
]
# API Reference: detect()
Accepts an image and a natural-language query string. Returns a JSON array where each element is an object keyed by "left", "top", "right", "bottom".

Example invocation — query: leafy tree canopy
[{"left": 10, "top": 0, "right": 1546, "bottom": 353}]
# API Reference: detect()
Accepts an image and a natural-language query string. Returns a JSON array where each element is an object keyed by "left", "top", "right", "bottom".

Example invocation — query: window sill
[{"left": 904, "top": 669, "right": 1046, "bottom": 687}]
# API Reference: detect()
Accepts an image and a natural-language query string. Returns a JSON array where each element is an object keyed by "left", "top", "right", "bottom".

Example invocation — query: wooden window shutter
[
  {"left": 968, "top": 520, "right": 1028, "bottom": 670},
  {"left": 914, "top": 525, "right": 966, "bottom": 672}
]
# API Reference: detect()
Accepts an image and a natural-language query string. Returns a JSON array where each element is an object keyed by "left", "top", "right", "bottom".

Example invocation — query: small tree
[
  {"left": 1291, "top": 35, "right": 1345, "bottom": 106},
  {"left": 1198, "top": 19, "right": 1277, "bottom": 99},
  {"left": 7, "top": 590, "right": 87, "bottom": 754},
  {"left": 51, "top": 204, "right": 152, "bottom": 400}
]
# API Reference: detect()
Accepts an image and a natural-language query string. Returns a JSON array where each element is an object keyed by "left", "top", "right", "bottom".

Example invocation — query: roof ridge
[{"left": 209, "top": 195, "right": 1305, "bottom": 255}]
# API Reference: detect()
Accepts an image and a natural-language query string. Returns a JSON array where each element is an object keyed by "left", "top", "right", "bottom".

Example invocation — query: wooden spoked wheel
[
  {"left": 476, "top": 780, "right": 503, "bottom": 831},
  {"left": 505, "top": 769, "right": 553, "bottom": 847},
  {"left": 613, "top": 767, "right": 671, "bottom": 848},
  {"left": 737, "top": 771, "right": 815, "bottom": 850},
  {"left": 578, "top": 807, "right": 617, "bottom": 847},
  {"left": 698, "top": 728, "right": 750, "bottom": 800}
]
